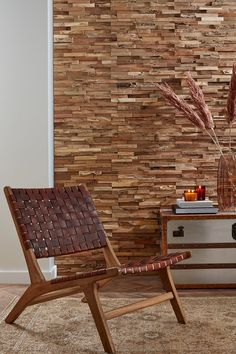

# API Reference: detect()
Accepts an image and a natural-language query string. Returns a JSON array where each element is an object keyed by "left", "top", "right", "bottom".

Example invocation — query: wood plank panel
[{"left": 54, "top": 0, "right": 236, "bottom": 275}]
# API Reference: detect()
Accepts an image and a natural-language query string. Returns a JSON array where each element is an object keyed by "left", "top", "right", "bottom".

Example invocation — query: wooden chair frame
[{"left": 4, "top": 185, "right": 190, "bottom": 354}]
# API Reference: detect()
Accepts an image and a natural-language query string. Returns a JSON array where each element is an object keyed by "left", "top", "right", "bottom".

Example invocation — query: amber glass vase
[{"left": 217, "top": 154, "right": 236, "bottom": 211}]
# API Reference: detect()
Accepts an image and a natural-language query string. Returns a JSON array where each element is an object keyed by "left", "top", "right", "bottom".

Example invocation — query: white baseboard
[{"left": 0, "top": 265, "right": 57, "bottom": 284}]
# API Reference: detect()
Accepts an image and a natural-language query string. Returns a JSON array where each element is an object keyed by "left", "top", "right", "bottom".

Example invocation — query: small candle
[
  {"left": 184, "top": 190, "right": 198, "bottom": 201},
  {"left": 195, "top": 185, "right": 206, "bottom": 200}
]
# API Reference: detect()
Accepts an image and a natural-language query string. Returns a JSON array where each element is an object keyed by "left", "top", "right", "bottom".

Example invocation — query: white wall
[{"left": 0, "top": 0, "right": 55, "bottom": 283}]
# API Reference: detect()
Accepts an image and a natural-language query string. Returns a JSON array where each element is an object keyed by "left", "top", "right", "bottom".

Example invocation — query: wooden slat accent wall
[{"left": 54, "top": 0, "right": 236, "bottom": 275}]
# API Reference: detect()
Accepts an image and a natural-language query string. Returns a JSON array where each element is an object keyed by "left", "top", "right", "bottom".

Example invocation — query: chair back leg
[
  {"left": 159, "top": 266, "right": 186, "bottom": 324},
  {"left": 84, "top": 283, "right": 116, "bottom": 354}
]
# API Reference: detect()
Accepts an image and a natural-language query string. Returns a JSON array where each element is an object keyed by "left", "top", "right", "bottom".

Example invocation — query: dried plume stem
[{"left": 205, "top": 129, "right": 223, "bottom": 156}]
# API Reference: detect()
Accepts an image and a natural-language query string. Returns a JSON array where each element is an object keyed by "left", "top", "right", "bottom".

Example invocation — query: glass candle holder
[
  {"left": 195, "top": 185, "right": 206, "bottom": 200},
  {"left": 184, "top": 190, "right": 198, "bottom": 201}
]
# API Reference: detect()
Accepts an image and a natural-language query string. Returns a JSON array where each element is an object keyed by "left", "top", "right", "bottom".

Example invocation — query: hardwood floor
[{"left": 1, "top": 275, "right": 236, "bottom": 313}]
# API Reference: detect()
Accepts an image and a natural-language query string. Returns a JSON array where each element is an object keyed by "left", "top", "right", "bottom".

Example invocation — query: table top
[{"left": 160, "top": 208, "right": 236, "bottom": 221}]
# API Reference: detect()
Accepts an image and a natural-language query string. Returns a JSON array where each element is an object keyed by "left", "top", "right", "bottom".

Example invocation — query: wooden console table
[{"left": 160, "top": 209, "right": 236, "bottom": 289}]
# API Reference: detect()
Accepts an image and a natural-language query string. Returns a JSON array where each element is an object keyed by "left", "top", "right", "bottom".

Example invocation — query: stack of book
[{"left": 172, "top": 198, "right": 218, "bottom": 214}]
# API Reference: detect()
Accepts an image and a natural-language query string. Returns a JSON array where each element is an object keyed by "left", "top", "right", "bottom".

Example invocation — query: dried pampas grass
[
  {"left": 155, "top": 82, "right": 205, "bottom": 131},
  {"left": 186, "top": 72, "right": 214, "bottom": 130},
  {"left": 226, "top": 64, "right": 236, "bottom": 125},
  {"left": 157, "top": 65, "right": 236, "bottom": 155}
]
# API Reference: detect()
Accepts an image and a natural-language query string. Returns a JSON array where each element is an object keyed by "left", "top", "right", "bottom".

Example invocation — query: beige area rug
[{"left": 0, "top": 295, "right": 236, "bottom": 354}]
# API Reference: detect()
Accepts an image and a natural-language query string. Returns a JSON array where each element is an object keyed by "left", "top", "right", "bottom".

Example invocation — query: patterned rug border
[
  {"left": 0, "top": 295, "right": 236, "bottom": 354},
  {"left": 12, "top": 305, "right": 42, "bottom": 352},
  {"left": 0, "top": 296, "right": 19, "bottom": 323}
]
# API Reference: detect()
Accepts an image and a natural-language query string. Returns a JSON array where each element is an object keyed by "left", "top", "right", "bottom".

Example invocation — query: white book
[
  {"left": 173, "top": 205, "right": 218, "bottom": 214},
  {"left": 176, "top": 198, "right": 214, "bottom": 208}
]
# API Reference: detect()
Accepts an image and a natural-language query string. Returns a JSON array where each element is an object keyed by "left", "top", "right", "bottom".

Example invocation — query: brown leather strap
[
  {"left": 120, "top": 251, "right": 191, "bottom": 275},
  {"left": 7, "top": 185, "right": 107, "bottom": 258}
]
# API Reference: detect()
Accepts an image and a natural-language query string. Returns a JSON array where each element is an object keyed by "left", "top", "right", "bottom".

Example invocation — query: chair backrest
[{"left": 4, "top": 185, "right": 108, "bottom": 259}]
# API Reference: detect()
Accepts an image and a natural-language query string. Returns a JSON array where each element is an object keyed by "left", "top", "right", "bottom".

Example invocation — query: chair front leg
[
  {"left": 159, "top": 266, "right": 186, "bottom": 324},
  {"left": 5, "top": 285, "right": 40, "bottom": 324},
  {"left": 84, "top": 282, "right": 116, "bottom": 354}
]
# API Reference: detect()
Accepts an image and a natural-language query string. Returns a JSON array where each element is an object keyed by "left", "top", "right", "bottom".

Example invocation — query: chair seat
[
  {"left": 51, "top": 251, "right": 191, "bottom": 284},
  {"left": 120, "top": 251, "right": 191, "bottom": 275}
]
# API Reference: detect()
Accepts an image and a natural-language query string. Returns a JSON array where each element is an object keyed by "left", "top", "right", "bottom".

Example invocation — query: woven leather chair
[{"left": 4, "top": 185, "right": 191, "bottom": 354}]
